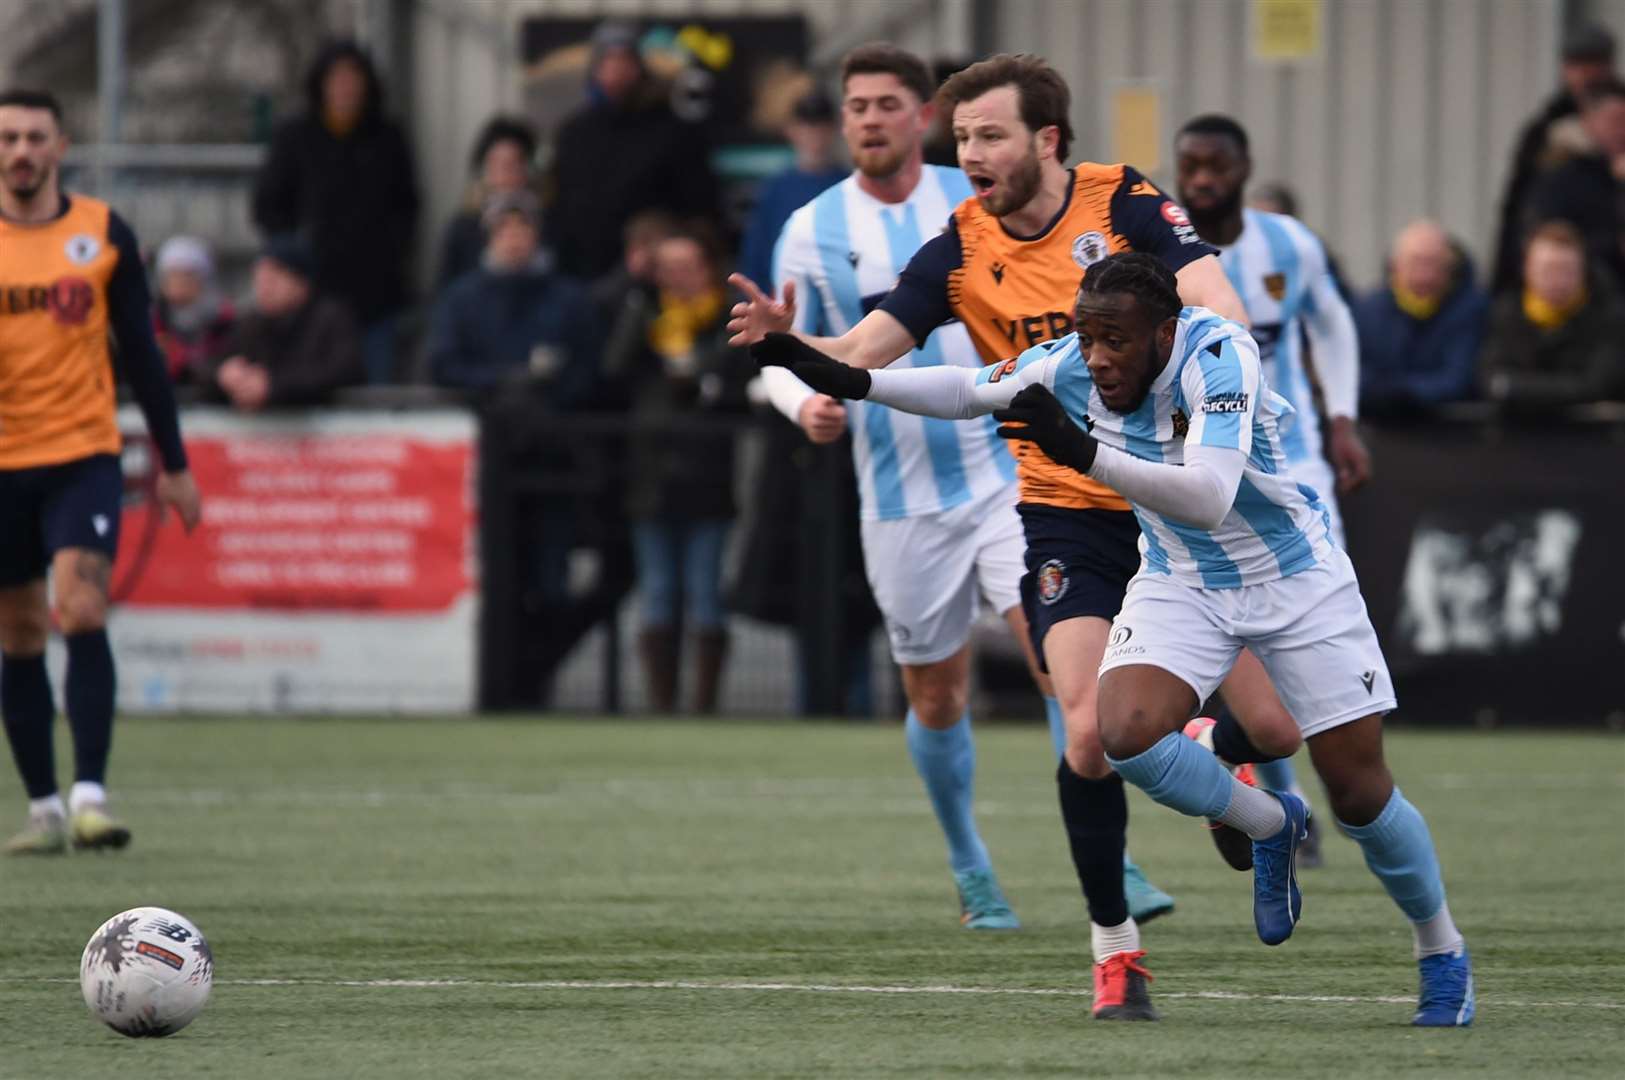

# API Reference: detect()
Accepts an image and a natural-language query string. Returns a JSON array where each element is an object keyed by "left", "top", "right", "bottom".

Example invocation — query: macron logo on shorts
[{"left": 92, "top": 514, "right": 109, "bottom": 537}]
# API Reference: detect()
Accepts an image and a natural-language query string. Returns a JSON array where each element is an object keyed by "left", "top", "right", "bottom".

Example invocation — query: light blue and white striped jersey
[
  {"left": 773, "top": 165, "right": 1017, "bottom": 521},
  {"left": 985, "top": 307, "right": 1336, "bottom": 588},
  {"left": 1214, "top": 208, "right": 1354, "bottom": 470}
]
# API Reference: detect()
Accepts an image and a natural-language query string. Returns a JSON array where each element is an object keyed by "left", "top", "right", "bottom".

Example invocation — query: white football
[{"left": 80, "top": 907, "right": 213, "bottom": 1037}]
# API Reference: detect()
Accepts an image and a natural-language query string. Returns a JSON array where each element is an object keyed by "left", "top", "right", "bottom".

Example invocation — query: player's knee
[
  {"left": 1314, "top": 758, "right": 1393, "bottom": 828},
  {"left": 54, "top": 589, "right": 108, "bottom": 634},
  {"left": 1250, "top": 714, "right": 1302, "bottom": 759},
  {"left": 1064, "top": 729, "right": 1110, "bottom": 778},
  {"left": 1097, "top": 704, "right": 1162, "bottom": 762},
  {"left": 905, "top": 678, "right": 967, "bottom": 729},
  {"left": 0, "top": 615, "right": 49, "bottom": 655}
]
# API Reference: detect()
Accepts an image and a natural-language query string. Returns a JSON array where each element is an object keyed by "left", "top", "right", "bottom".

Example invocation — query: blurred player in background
[
  {"left": 758, "top": 42, "right": 1057, "bottom": 933},
  {"left": 760, "top": 252, "right": 1474, "bottom": 1027},
  {"left": 0, "top": 89, "right": 201, "bottom": 855},
  {"left": 1175, "top": 114, "right": 1372, "bottom": 865},
  {"left": 732, "top": 53, "right": 1304, "bottom": 1021}
]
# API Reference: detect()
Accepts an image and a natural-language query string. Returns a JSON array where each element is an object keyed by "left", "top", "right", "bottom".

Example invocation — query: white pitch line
[{"left": 10, "top": 975, "right": 1622, "bottom": 1011}]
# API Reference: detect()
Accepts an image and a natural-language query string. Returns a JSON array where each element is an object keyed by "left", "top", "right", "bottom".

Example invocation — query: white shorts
[
  {"left": 1099, "top": 547, "right": 1396, "bottom": 739},
  {"left": 861, "top": 483, "right": 1025, "bottom": 665},
  {"left": 1292, "top": 457, "right": 1345, "bottom": 549}
]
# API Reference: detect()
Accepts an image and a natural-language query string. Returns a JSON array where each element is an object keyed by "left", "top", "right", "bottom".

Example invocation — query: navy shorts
[
  {"left": 1018, "top": 503, "right": 1143, "bottom": 672},
  {"left": 0, "top": 454, "right": 124, "bottom": 587}
]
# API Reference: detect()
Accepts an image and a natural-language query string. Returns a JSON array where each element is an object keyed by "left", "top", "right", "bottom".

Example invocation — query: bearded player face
[
  {"left": 0, "top": 105, "right": 65, "bottom": 204},
  {"left": 841, "top": 72, "right": 931, "bottom": 181},
  {"left": 953, "top": 85, "right": 1047, "bottom": 219}
]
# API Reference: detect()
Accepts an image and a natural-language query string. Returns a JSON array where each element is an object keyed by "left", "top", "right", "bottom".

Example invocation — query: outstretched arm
[{"left": 1087, "top": 442, "right": 1244, "bottom": 530}]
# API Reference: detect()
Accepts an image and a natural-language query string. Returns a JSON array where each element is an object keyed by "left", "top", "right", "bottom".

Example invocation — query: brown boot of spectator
[
  {"left": 638, "top": 626, "right": 679, "bottom": 713},
  {"left": 690, "top": 629, "right": 729, "bottom": 715}
]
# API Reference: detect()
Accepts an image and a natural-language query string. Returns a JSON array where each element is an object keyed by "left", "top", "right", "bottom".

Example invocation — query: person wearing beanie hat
[
  {"left": 543, "top": 20, "right": 718, "bottom": 279},
  {"left": 436, "top": 114, "right": 541, "bottom": 289},
  {"left": 151, "top": 235, "right": 235, "bottom": 385},
  {"left": 209, "top": 238, "right": 363, "bottom": 411},
  {"left": 1491, "top": 21, "right": 1619, "bottom": 293},
  {"left": 738, "top": 85, "right": 845, "bottom": 293}
]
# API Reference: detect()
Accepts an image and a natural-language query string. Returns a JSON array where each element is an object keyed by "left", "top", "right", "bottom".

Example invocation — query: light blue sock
[
  {"left": 906, "top": 710, "right": 991, "bottom": 876},
  {"left": 1253, "top": 757, "right": 1298, "bottom": 793},
  {"left": 1339, "top": 788, "right": 1446, "bottom": 922},
  {"left": 1107, "top": 731, "right": 1235, "bottom": 819},
  {"left": 1042, "top": 696, "right": 1066, "bottom": 759}
]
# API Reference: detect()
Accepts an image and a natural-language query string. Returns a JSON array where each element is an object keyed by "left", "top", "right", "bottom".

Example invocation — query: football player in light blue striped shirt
[
  {"left": 1174, "top": 114, "right": 1373, "bottom": 864},
  {"left": 754, "top": 253, "right": 1474, "bottom": 1026}
]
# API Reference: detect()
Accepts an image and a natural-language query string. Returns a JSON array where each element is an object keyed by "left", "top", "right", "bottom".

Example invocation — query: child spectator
[{"left": 150, "top": 235, "right": 234, "bottom": 386}]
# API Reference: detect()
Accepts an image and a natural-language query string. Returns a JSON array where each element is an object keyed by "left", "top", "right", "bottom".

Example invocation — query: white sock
[
  {"left": 1413, "top": 901, "right": 1465, "bottom": 958},
  {"left": 69, "top": 781, "right": 106, "bottom": 813},
  {"left": 1217, "top": 780, "right": 1287, "bottom": 840},
  {"left": 1090, "top": 917, "right": 1141, "bottom": 963},
  {"left": 29, "top": 794, "right": 67, "bottom": 819}
]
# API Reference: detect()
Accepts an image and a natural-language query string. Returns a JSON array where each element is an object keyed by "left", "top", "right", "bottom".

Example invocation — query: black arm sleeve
[
  {"left": 1110, "top": 165, "right": 1218, "bottom": 272},
  {"left": 876, "top": 220, "right": 963, "bottom": 347},
  {"left": 107, "top": 211, "right": 188, "bottom": 471}
]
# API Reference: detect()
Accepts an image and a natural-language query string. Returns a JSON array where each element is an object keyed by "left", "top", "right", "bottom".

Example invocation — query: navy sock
[
  {"left": 2, "top": 653, "right": 58, "bottom": 799},
  {"left": 1056, "top": 759, "right": 1129, "bottom": 927},
  {"left": 1210, "top": 702, "right": 1284, "bottom": 764},
  {"left": 65, "top": 630, "right": 116, "bottom": 786}
]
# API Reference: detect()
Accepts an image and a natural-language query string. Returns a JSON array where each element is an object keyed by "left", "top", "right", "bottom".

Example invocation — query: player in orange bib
[
  {"left": 0, "top": 89, "right": 201, "bottom": 855},
  {"left": 732, "top": 55, "right": 1302, "bottom": 1020}
]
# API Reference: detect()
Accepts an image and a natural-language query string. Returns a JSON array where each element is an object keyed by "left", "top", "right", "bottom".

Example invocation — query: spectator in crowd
[
  {"left": 1491, "top": 22, "right": 1617, "bottom": 294},
  {"left": 437, "top": 115, "right": 539, "bottom": 290},
  {"left": 736, "top": 89, "right": 844, "bottom": 290},
  {"left": 427, "top": 191, "right": 595, "bottom": 404},
  {"left": 592, "top": 210, "right": 678, "bottom": 407},
  {"left": 150, "top": 235, "right": 234, "bottom": 386},
  {"left": 606, "top": 226, "right": 753, "bottom": 714},
  {"left": 252, "top": 39, "right": 420, "bottom": 384},
  {"left": 1248, "top": 181, "right": 1298, "bottom": 216},
  {"left": 209, "top": 236, "right": 363, "bottom": 411},
  {"left": 1480, "top": 221, "right": 1625, "bottom": 407},
  {"left": 1527, "top": 78, "right": 1625, "bottom": 290},
  {"left": 544, "top": 21, "right": 719, "bottom": 279},
  {"left": 1355, "top": 219, "right": 1489, "bottom": 417}
]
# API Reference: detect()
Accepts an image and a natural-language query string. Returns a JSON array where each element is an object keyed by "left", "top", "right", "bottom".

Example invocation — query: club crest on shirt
[
  {"left": 1071, "top": 230, "right": 1109, "bottom": 269},
  {"left": 1171, "top": 409, "right": 1189, "bottom": 438},
  {"left": 1263, "top": 272, "right": 1287, "bottom": 301},
  {"left": 1036, "top": 559, "right": 1069, "bottom": 605},
  {"left": 65, "top": 233, "right": 101, "bottom": 265}
]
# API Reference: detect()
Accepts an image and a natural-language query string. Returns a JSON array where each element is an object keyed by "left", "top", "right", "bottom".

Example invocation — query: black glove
[
  {"left": 750, "top": 332, "right": 872, "bottom": 400},
  {"left": 994, "top": 384, "right": 1098, "bottom": 473}
]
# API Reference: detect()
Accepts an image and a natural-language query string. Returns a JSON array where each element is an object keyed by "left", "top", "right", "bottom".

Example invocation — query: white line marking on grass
[{"left": 10, "top": 975, "right": 1621, "bottom": 1010}]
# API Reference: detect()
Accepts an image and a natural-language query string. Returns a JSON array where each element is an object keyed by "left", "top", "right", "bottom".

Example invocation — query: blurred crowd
[{"left": 139, "top": 20, "right": 1625, "bottom": 711}]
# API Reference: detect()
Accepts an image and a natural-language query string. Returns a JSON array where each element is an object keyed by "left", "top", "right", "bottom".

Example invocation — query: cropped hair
[
  {"left": 1075, "top": 252, "right": 1183, "bottom": 325},
  {"left": 935, "top": 54, "right": 1073, "bottom": 160}
]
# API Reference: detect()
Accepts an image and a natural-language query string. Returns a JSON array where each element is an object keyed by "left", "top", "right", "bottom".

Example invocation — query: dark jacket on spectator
[
  {"left": 1479, "top": 275, "right": 1625, "bottom": 407},
  {"left": 427, "top": 258, "right": 596, "bottom": 405},
  {"left": 252, "top": 42, "right": 420, "bottom": 323},
  {"left": 435, "top": 210, "right": 487, "bottom": 292},
  {"left": 214, "top": 296, "right": 364, "bottom": 406},
  {"left": 604, "top": 290, "right": 752, "bottom": 521},
  {"left": 1529, "top": 152, "right": 1625, "bottom": 288},
  {"left": 153, "top": 296, "right": 235, "bottom": 386},
  {"left": 1491, "top": 90, "right": 1583, "bottom": 294},
  {"left": 1355, "top": 267, "right": 1490, "bottom": 416},
  {"left": 545, "top": 94, "right": 717, "bottom": 280}
]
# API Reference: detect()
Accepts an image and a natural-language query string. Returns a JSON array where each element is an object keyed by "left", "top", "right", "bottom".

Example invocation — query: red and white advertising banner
[{"left": 100, "top": 406, "right": 478, "bottom": 713}]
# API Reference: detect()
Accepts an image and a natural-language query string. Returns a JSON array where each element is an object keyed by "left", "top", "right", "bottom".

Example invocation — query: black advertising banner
[{"left": 1342, "top": 417, "right": 1625, "bottom": 727}]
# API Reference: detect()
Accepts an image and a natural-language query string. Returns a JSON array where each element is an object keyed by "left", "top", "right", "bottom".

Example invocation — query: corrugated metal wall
[
  {"left": 403, "top": 0, "right": 1625, "bottom": 288},
  {"left": 989, "top": 0, "right": 1579, "bottom": 288}
]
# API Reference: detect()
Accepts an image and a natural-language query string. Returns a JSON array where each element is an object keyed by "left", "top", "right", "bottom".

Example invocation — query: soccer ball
[{"left": 80, "top": 907, "right": 213, "bottom": 1037}]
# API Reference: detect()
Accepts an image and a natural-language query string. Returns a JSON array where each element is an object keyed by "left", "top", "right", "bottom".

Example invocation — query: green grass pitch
[{"left": 0, "top": 717, "right": 1620, "bottom": 1078}]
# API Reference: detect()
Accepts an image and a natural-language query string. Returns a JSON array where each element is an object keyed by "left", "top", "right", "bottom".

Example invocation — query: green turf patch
[{"left": 1, "top": 718, "right": 1620, "bottom": 1077}]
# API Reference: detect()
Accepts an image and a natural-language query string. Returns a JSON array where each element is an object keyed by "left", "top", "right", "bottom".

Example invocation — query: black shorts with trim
[
  {"left": 0, "top": 453, "right": 124, "bottom": 587},
  {"left": 1018, "top": 503, "right": 1142, "bottom": 672}
]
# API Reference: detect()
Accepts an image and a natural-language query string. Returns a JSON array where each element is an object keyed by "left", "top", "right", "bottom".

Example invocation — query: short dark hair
[
  {"left": 1075, "top": 252, "right": 1183, "bottom": 325},
  {"left": 470, "top": 115, "right": 537, "bottom": 172},
  {"left": 936, "top": 54, "right": 1073, "bottom": 160},
  {"left": 0, "top": 88, "right": 64, "bottom": 126},
  {"left": 840, "top": 43, "right": 935, "bottom": 104},
  {"left": 1562, "top": 21, "right": 1616, "bottom": 64},
  {"left": 1580, "top": 77, "right": 1625, "bottom": 109},
  {"left": 1177, "top": 113, "right": 1250, "bottom": 157}
]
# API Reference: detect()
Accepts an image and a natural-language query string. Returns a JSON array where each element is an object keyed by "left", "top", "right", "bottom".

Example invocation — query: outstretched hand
[
  {"left": 750, "top": 333, "right": 872, "bottom": 400},
  {"left": 993, "top": 384, "right": 1098, "bottom": 474},
  {"left": 727, "top": 273, "right": 796, "bottom": 346}
]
